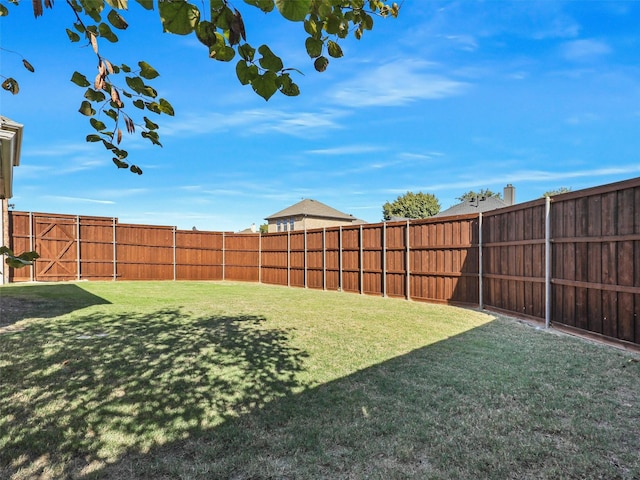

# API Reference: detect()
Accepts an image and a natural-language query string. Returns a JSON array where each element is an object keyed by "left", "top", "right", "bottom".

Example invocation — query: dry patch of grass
[{"left": 1, "top": 281, "right": 639, "bottom": 479}]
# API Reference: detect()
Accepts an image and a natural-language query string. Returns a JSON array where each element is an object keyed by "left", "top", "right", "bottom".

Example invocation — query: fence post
[
  {"left": 29, "top": 212, "right": 34, "bottom": 282},
  {"left": 339, "top": 226, "right": 343, "bottom": 291},
  {"left": 304, "top": 227, "right": 308, "bottom": 288},
  {"left": 545, "top": 195, "right": 552, "bottom": 328},
  {"left": 359, "top": 224, "right": 364, "bottom": 294},
  {"left": 287, "top": 230, "right": 290, "bottom": 287},
  {"left": 258, "top": 232, "right": 262, "bottom": 284},
  {"left": 76, "top": 215, "right": 81, "bottom": 281},
  {"left": 382, "top": 222, "right": 387, "bottom": 297},
  {"left": 479, "top": 212, "right": 483, "bottom": 309},
  {"left": 222, "top": 232, "right": 226, "bottom": 281},
  {"left": 112, "top": 217, "right": 117, "bottom": 281},
  {"left": 405, "top": 220, "right": 411, "bottom": 300},
  {"left": 173, "top": 226, "right": 177, "bottom": 281},
  {"left": 322, "top": 228, "right": 326, "bottom": 291}
]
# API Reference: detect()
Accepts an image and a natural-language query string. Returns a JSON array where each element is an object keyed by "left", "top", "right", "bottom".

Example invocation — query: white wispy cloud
[
  {"left": 384, "top": 164, "right": 640, "bottom": 194},
  {"left": 43, "top": 196, "right": 115, "bottom": 205},
  {"left": 305, "top": 145, "right": 385, "bottom": 155},
  {"left": 561, "top": 39, "right": 611, "bottom": 62},
  {"left": 164, "top": 109, "right": 347, "bottom": 138},
  {"left": 329, "top": 59, "right": 469, "bottom": 107}
]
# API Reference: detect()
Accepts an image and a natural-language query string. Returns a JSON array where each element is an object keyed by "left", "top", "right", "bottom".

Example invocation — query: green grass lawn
[{"left": 1, "top": 281, "right": 639, "bottom": 479}]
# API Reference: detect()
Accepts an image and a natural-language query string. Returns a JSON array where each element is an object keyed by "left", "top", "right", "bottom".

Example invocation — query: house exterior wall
[{"left": 267, "top": 215, "right": 358, "bottom": 233}]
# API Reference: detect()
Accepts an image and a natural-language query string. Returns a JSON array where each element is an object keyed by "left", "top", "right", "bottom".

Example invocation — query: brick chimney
[{"left": 503, "top": 184, "right": 515, "bottom": 206}]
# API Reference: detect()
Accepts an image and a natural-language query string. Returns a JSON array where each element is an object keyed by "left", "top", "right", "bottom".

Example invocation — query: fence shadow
[
  {"left": 0, "top": 283, "right": 111, "bottom": 328},
  {"left": 0, "top": 308, "right": 307, "bottom": 479}
]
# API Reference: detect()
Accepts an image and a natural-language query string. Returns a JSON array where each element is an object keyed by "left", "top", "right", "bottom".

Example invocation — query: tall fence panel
[
  {"left": 409, "top": 215, "right": 479, "bottom": 305},
  {"left": 224, "top": 233, "right": 259, "bottom": 282},
  {"left": 116, "top": 223, "right": 174, "bottom": 280},
  {"left": 79, "top": 216, "right": 117, "bottom": 281},
  {"left": 551, "top": 178, "right": 640, "bottom": 344},
  {"left": 483, "top": 200, "right": 547, "bottom": 320},
  {"left": 175, "top": 230, "right": 223, "bottom": 280},
  {"left": 260, "top": 233, "right": 288, "bottom": 286},
  {"left": 385, "top": 222, "right": 408, "bottom": 299}
]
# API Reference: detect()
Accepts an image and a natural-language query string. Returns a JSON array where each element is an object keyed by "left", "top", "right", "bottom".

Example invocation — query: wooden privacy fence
[{"left": 5, "top": 176, "right": 640, "bottom": 347}]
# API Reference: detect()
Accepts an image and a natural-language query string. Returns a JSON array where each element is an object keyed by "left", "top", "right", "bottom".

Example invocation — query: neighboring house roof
[
  {"left": 0, "top": 116, "right": 23, "bottom": 200},
  {"left": 265, "top": 198, "right": 358, "bottom": 221},
  {"left": 433, "top": 196, "right": 508, "bottom": 218}
]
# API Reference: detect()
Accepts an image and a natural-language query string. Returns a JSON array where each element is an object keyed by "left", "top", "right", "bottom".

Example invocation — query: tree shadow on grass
[
  {"left": 93, "top": 319, "right": 640, "bottom": 480},
  {"left": 0, "top": 308, "right": 307, "bottom": 479},
  {"left": 0, "top": 284, "right": 111, "bottom": 328}
]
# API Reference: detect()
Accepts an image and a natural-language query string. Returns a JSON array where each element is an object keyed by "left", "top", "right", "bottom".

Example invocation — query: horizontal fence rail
[{"left": 6, "top": 176, "right": 640, "bottom": 347}]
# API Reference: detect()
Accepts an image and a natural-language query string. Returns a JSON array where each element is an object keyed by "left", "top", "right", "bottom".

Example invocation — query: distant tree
[
  {"left": 457, "top": 189, "right": 501, "bottom": 202},
  {"left": 259, "top": 223, "right": 268, "bottom": 234},
  {"left": 382, "top": 192, "right": 440, "bottom": 221},
  {"left": 1, "top": 0, "right": 400, "bottom": 173},
  {"left": 542, "top": 187, "right": 572, "bottom": 197}
]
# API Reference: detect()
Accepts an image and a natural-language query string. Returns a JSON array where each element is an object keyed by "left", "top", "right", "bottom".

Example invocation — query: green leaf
[
  {"left": 130, "top": 165, "right": 143, "bottom": 175},
  {"left": 258, "top": 45, "right": 283, "bottom": 71},
  {"left": 66, "top": 28, "right": 81, "bottom": 42},
  {"left": 71, "top": 71, "right": 91, "bottom": 87},
  {"left": 84, "top": 88, "right": 106, "bottom": 102},
  {"left": 133, "top": 99, "right": 145, "bottom": 109},
  {"left": 113, "top": 157, "right": 129, "bottom": 169},
  {"left": 251, "top": 71, "right": 278, "bottom": 100},
  {"left": 327, "top": 40, "right": 343, "bottom": 58},
  {"left": 236, "top": 61, "right": 258, "bottom": 85},
  {"left": 0, "top": 4, "right": 8, "bottom": 16},
  {"left": 304, "top": 17, "right": 320, "bottom": 38},
  {"left": 275, "top": 0, "right": 310, "bottom": 22},
  {"left": 196, "top": 20, "right": 217, "bottom": 47},
  {"left": 238, "top": 43, "right": 256, "bottom": 62},
  {"left": 90, "top": 118, "right": 107, "bottom": 131},
  {"left": 159, "top": 0, "right": 200, "bottom": 35},
  {"left": 159, "top": 98, "right": 175, "bottom": 116},
  {"left": 86, "top": 134, "right": 102, "bottom": 142},
  {"left": 212, "top": 5, "right": 234, "bottom": 30},
  {"left": 141, "top": 130, "right": 162, "bottom": 146},
  {"left": 107, "top": 9, "right": 128, "bottom": 29},
  {"left": 105, "top": 109, "right": 118, "bottom": 121},
  {"left": 144, "top": 117, "right": 159, "bottom": 130},
  {"left": 314, "top": 56, "right": 329, "bottom": 72},
  {"left": 79, "top": 100, "right": 96, "bottom": 116},
  {"left": 210, "top": 45, "right": 235, "bottom": 62},
  {"left": 98, "top": 22, "right": 118, "bottom": 42},
  {"left": 243, "top": 0, "right": 274, "bottom": 13},
  {"left": 305, "top": 37, "right": 323, "bottom": 58},
  {"left": 138, "top": 61, "right": 159, "bottom": 79},
  {"left": 279, "top": 73, "right": 299, "bottom": 96},
  {"left": 121, "top": 64, "right": 131, "bottom": 73}
]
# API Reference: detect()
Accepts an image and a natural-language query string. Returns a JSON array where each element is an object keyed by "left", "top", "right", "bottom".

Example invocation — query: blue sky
[{"left": 2, "top": 1, "right": 640, "bottom": 231}]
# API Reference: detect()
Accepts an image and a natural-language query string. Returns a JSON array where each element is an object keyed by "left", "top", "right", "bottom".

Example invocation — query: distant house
[
  {"left": 265, "top": 198, "right": 364, "bottom": 233},
  {"left": 433, "top": 184, "right": 516, "bottom": 218}
]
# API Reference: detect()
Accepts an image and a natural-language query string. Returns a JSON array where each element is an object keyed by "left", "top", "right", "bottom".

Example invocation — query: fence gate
[{"left": 34, "top": 215, "right": 78, "bottom": 281}]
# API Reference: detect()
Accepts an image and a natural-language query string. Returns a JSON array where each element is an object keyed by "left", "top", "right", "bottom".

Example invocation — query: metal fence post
[
  {"left": 359, "top": 224, "right": 364, "bottom": 294},
  {"left": 339, "top": 226, "right": 343, "bottom": 291},
  {"left": 545, "top": 195, "right": 552, "bottom": 328},
  {"left": 29, "top": 212, "right": 34, "bottom": 282},
  {"left": 405, "top": 220, "right": 411, "bottom": 300},
  {"left": 112, "top": 217, "right": 117, "bottom": 281},
  {"left": 287, "top": 231, "right": 291, "bottom": 287},
  {"left": 322, "top": 228, "right": 326, "bottom": 291},
  {"left": 173, "top": 226, "right": 177, "bottom": 281},
  {"left": 382, "top": 222, "right": 387, "bottom": 297},
  {"left": 479, "top": 212, "right": 483, "bottom": 309},
  {"left": 76, "top": 215, "right": 81, "bottom": 281},
  {"left": 258, "top": 232, "right": 262, "bottom": 284}
]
